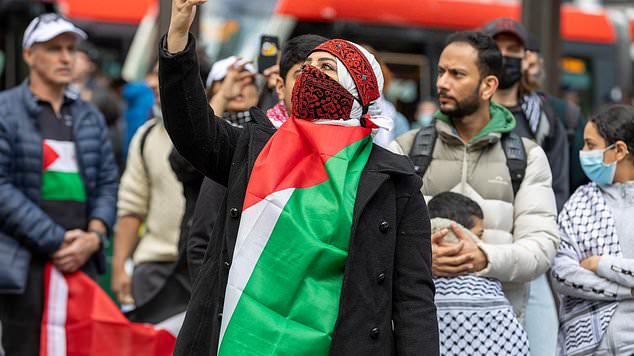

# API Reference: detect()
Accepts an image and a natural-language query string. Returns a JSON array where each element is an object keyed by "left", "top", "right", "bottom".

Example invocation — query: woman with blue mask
[
  {"left": 552, "top": 104, "right": 634, "bottom": 356},
  {"left": 412, "top": 99, "right": 437, "bottom": 129}
]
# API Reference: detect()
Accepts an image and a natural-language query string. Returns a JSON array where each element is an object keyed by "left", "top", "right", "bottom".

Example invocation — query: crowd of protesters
[{"left": 1, "top": 2, "right": 634, "bottom": 355}]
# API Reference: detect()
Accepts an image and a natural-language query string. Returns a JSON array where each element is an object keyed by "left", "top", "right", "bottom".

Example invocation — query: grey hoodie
[{"left": 595, "top": 182, "right": 634, "bottom": 355}]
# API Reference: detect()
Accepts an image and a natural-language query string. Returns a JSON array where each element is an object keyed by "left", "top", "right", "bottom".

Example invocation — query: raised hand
[
  {"left": 262, "top": 64, "right": 280, "bottom": 90},
  {"left": 167, "top": 0, "right": 207, "bottom": 53},
  {"left": 220, "top": 60, "right": 257, "bottom": 100}
]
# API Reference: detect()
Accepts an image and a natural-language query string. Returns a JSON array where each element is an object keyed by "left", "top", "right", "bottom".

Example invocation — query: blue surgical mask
[
  {"left": 579, "top": 144, "right": 617, "bottom": 185},
  {"left": 417, "top": 113, "right": 434, "bottom": 127}
]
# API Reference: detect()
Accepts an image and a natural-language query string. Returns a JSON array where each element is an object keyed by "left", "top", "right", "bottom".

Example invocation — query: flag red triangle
[
  {"left": 242, "top": 118, "right": 371, "bottom": 210},
  {"left": 42, "top": 141, "right": 59, "bottom": 170}
]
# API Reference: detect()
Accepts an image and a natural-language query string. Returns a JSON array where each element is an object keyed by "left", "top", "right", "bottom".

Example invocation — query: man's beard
[{"left": 439, "top": 85, "right": 481, "bottom": 119}]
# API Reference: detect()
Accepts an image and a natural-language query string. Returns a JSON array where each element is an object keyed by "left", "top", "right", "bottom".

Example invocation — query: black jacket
[
  {"left": 187, "top": 177, "right": 226, "bottom": 282},
  {"left": 510, "top": 95, "right": 570, "bottom": 211},
  {"left": 159, "top": 35, "right": 438, "bottom": 356},
  {"left": 169, "top": 148, "right": 205, "bottom": 258},
  {"left": 544, "top": 94, "right": 588, "bottom": 193}
]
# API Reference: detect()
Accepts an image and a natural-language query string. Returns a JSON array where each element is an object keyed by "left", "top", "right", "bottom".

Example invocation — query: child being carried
[{"left": 428, "top": 192, "right": 529, "bottom": 355}]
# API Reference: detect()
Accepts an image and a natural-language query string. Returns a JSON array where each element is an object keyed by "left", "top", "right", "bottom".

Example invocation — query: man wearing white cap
[
  {"left": 205, "top": 56, "right": 259, "bottom": 127},
  {"left": 0, "top": 14, "right": 118, "bottom": 355}
]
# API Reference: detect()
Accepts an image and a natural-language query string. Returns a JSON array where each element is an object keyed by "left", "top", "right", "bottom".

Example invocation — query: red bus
[{"left": 275, "top": 0, "right": 632, "bottom": 115}]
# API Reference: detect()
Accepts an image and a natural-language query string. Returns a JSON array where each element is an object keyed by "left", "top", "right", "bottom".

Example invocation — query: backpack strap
[
  {"left": 501, "top": 132, "right": 527, "bottom": 197},
  {"left": 139, "top": 121, "right": 158, "bottom": 174},
  {"left": 407, "top": 124, "right": 526, "bottom": 196},
  {"left": 408, "top": 125, "right": 437, "bottom": 177}
]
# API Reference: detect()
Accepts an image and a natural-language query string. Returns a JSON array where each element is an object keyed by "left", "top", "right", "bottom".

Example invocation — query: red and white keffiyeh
[{"left": 290, "top": 39, "right": 393, "bottom": 131}]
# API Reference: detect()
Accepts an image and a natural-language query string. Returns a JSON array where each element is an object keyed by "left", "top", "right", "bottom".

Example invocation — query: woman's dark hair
[
  {"left": 590, "top": 104, "right": 634, "bottom": 153},
  {"left": 444, "top": 31, "right": 503, "bottom": 81},
  {"left": 428, "top": 192, "right": 484, "bottom": 230},
  {"left": 279, "top": 34, "right": 329, "bottom": 80}
]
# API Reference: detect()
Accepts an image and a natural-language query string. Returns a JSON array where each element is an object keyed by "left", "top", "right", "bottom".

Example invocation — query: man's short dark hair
[
  {"left": 427, "top": 192, "right": 484, "bottom": 230},
  {"left": 76, "top": 40, "right": 100, "bottom": 65},
  {"left": 279, "top": 34, "right": 328, "bottom": 80},
  {"left": 445, "top": 31, "right": 503, "bottom": 81}
]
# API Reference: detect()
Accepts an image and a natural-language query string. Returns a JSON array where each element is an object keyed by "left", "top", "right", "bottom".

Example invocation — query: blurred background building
[{"left": 1, "top": 0, "right": 633, "bottom": 119}]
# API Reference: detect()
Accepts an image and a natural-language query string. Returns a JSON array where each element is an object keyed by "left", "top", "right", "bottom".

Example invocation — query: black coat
[
  {"left": 510, "top": 95, "right": 570, "bottom": 211},
  {"left": 187, "top": 177, "right": 226, "bottom": 282},
  {"left": 159, "top": 35, "right": 438, "bottom": 356}
]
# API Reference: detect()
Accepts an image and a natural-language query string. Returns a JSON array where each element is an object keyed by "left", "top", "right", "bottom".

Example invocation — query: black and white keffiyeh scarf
[
  {"left": 521, "top": 92, "right": 551, "bottom": 146},
  {"left": 221, "top": 110, "right": 252, "bottom": 128},
  {"left": 521, "top": 92, "right": 541, "bottom": 134},
  {"left": 556, "top": 183, "right": 622, "bottom": 356},
  {"left": 432, "top": 219, "right": 529, "bottom": 355}
]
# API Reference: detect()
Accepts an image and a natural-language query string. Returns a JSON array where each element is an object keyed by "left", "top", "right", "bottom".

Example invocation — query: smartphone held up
[{"left": 258, "top": 35, "right": 280, "bottom": 73}]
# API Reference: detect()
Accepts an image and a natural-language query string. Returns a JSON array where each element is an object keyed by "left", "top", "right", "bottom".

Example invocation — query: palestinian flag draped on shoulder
[
  {"left": 40, "top": 263, "right": 179, "bottom": 356},
  {"left": 218, "top": 118, "right": 373, "bottom": 355}
]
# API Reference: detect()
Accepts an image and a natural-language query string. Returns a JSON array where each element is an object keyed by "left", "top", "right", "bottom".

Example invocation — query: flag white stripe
[
  {"left": 45, "top": 140, "right": 79, "bottom": 173},
  {"left": 155, "top": 311, "right": 186, "bottom": 337},
  {"left": 218, "top": 188, "right": 294, "bottom": 352},
  {"left": 47, "top": 267, "right": 68, "bottom": 356}
]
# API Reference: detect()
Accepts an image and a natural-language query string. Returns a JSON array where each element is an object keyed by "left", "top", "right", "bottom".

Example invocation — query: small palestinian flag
[
  {"left": 40, "top": 263, "right": 179, "bottom": 356},
  {"left": 218, "top": 118, "right": 373, "bottom": 355},
  {"left": 42, "top": 139, "right": 86, "bottom": 202}
]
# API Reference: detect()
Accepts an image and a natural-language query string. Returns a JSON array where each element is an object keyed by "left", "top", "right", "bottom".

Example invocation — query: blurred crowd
[{"left": 1, "top": 9, "right": 634, "bottom": 356}]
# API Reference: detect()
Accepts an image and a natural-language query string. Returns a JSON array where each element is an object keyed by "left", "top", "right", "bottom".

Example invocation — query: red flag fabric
[{"left": 40, "top": 263, "right": 177, "bottom": 356}]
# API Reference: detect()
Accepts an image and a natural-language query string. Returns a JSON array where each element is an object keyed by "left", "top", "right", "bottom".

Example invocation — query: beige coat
[
  {"left": 391, "top": 113, "right": 558, "bottom": 319},
  {"left": 117, "top": 119, "right": 185, "bottom": 264}
]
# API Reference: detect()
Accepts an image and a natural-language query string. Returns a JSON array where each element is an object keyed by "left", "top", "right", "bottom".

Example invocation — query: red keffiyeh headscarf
[{"left": 291, "top": 39, "right": 392, "bottom": 131}]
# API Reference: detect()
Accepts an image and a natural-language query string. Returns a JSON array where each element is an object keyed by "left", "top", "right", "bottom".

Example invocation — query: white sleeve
[{"left": 478, "top": 144, "right": 559, "bottom": 282}]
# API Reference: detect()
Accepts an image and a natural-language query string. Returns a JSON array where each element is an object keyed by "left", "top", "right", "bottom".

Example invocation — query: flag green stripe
[
  {"left": 219, "top": 136, "right": 372, "bottom": 355},
  {"left": 42, "top": 171, "right": 86, "bottom": 202}
]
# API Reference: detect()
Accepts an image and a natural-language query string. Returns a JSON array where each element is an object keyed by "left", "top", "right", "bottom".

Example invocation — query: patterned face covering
[{"left": 291, "top": 64, "right": 355, "bottom": 121}]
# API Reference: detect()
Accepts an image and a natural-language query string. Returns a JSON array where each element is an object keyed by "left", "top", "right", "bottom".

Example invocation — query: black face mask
[{"left": 498, "top": 56, "right": 522, "bottom": 90}]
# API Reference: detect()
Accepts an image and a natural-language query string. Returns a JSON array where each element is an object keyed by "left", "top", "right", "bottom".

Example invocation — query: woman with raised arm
[{"left": 158, "top": 1, "right": 438, "bottom": 355}]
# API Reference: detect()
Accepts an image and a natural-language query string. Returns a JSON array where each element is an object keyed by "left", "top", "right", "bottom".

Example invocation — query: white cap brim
[
  {"left": 23, "top": 16, "right": 87, "bottom": 49},
  {"left": 206, "top": 56, "right": 256, "bottom": 88}
]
